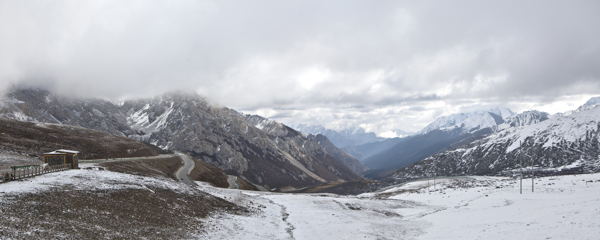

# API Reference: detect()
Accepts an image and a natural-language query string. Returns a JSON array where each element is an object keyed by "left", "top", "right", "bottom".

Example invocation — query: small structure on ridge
[{"left": 43, "top": 149, "right": 79, "bottom": 168}]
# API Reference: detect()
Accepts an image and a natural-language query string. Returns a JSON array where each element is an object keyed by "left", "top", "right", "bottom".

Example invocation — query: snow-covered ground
[
  {"left": 389, "top": 175, "right": 600, "bottom": 240},
  {"left": 198, "top": 174, "right": 600, "bottom": 240},
  {"left": 197, "top": 182, "right": 425, "bottom": 239},
  {"left": 1, "top": 163, "right": 599, "bottom": 239}
]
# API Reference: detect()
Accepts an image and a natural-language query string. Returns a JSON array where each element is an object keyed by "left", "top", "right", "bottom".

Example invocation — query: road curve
[
  {"left": 175, "top": 152, "right": 197, "bottom": 186},
  {"left": 227, "top": 175, "right": 240, "bottom": 189}
]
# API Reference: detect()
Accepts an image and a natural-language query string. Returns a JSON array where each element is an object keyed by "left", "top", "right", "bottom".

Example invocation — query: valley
[
  {"left": 1, "top": 89, "right": 599, "bottom": 239},
  {"left": 1, "top": 160, "right": 598, "bottom": 239},
  {"left": 2, "top": 2, "right": 599, "bottom": 239}
]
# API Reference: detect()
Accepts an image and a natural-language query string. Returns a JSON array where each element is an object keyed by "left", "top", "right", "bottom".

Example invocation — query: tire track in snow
[{"left": 264, "top": 198, "right": 295, "bottom": 239}]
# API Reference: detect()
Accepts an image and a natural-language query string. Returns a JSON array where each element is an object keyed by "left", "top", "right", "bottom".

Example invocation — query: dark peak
[{"left": 487, "top": 112, "right": 505, "bottom": 125}]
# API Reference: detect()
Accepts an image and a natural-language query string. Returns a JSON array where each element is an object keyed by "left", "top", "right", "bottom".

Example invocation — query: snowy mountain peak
[
  {"left": 559, "top": 96, "right": 600, "bottom": 117},
  {"left": 498, "top": 110, "right": 550, "bottom": 131},
  {"left": 418, "top": 107, "right": 514, "bottom": 135},
  {"left": 584, "top": 96, "right": 600, "bottom": 106}
]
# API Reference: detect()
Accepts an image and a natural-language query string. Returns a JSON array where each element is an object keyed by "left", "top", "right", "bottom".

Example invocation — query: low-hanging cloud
[{"left": 1, "top": 0, "right": 599, "bottom": 134}]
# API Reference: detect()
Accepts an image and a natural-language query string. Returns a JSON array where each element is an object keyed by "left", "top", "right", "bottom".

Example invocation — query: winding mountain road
[
  {"left": 227, "top": 175, "right": 240, "bottom": 189},
  {"left": 175, "top": 152, "right": 196, "bottom": 186}
]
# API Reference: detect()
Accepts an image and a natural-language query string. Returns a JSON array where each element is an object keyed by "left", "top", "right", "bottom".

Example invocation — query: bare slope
[
  {"left": 307, "top": 134, "right": 369, "bottom": 174},
  {"left": 0, "top": 117, "right": 164, "bottom": 167},
  {"left": 0, "top": 168, "right": 248, "bottom": 239}
]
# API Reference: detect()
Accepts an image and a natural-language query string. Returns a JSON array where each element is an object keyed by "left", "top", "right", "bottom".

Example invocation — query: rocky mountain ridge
[
  {"left": 0, "top": 88, "right": 362, "bottom": 189},
  {"left": 418, "top": 107, "right": 514, "bottom": 135},
  {"left": 390, "top": 100, "right": 600, "bottom": 181},
  {"left": 361, "top": 107, "right": 553, "bottom": 179}
]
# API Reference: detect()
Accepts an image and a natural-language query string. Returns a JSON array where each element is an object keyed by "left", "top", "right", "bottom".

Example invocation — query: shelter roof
[
  {"left": 44, "top": 151, "right": 67, "bottom": 155},
  {"left": 56, "top": 149, "right": 79, "bottom": 154}
]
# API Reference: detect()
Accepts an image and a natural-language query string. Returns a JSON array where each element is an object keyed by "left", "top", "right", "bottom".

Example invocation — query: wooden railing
[{"left": 1, "top": 163, "right": 71, "bottom": 183}]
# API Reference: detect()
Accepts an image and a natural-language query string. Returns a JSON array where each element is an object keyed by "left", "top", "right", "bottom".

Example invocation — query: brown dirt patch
[
  {"left": 188, "top": 155, "right": 258, "bottom": 191},
  {"left": 0, "top": 118, "right": 166, "bottom": 167},
  {"left": 0, "top": 183, "right": 247, "bottom": 239}
]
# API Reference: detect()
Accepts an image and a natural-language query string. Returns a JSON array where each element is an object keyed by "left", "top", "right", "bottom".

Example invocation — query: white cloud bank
[{"left": 1, "top": 0, "right": 599, "bottom": 134}]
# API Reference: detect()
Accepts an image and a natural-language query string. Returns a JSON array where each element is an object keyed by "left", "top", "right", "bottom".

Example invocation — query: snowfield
[
  {"left": 1, "top": 163, "right": 599, "bottom": 239},
  {"left": 199, "top": 174, "right": 600, "bottom": 240}
]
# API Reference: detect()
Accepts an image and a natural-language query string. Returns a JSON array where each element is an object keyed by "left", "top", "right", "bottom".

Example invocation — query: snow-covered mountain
[
  {"left": 291, "top": 124, "right": 385, "bottom": 148},
  {"left": 498, "top": 110, "right": 550, "bottom": 130},
  {"left": 362, "top": 107, "right": 557, "bottom": 179},
  {"left": 0, "top": 88, "right": 363, "bottom": 189},
  {"left": 418, "top": 107, "right": 514, "bottom": 135},
  {"left": 390, "top": 98, "right": 600, "bottom": 180}
]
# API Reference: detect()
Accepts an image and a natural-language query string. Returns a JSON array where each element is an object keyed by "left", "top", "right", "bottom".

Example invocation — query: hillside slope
[
  {"left": 0, "top": 118, "right": 164, "bottom": 167},
  {"left": 307, "top": 134, "right": 369, "bottom": 174}
]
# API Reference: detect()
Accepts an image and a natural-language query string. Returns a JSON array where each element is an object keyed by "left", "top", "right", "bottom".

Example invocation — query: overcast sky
[{"left": 1, "top": 1, "right": 599, "bottom": 136}]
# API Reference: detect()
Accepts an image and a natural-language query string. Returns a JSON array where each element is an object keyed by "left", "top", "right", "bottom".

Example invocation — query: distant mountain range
[
  {"left": 0, "top": 88, "right": 363, "bottom": 189},
  {"left": 417, "top": 107, "right": 514, "bottom": 135},
  {"left": 291, "top": 124, "right": 387, "bottom": 148},
  {"left": 390, "top": 99, "right": 600, "bottom": 181}
]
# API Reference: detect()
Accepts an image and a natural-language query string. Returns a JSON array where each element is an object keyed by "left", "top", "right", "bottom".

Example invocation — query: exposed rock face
[
  {"left": 0, "top": 89, "right": 133, "bottom": 136},
  {"left": 0, "top": 89, "right": 362, "bottom": 189},
  {"left": 499, "top": 110, "right": 549, "bottom": 130},
  {"left": 390, "top": 104, "right": 600, "bottom": 181},
  {"left": 306, "top": 134, "right": 369, "bottom": 174}
]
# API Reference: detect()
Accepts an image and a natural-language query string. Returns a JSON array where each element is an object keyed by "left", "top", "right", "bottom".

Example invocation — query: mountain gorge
[
  {"left": 360, "top": 108, "right": 519, "bottom": 178},
  {"left": 0, "top": 89, "right": 362, "bottom": 189}
]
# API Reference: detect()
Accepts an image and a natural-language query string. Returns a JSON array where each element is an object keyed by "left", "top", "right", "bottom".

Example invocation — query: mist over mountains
[
  {"left": 290, "top": 124, "right": 386, "bottom": 148},
  {"left": 1, "top": 87, "right": 599, "bottom": 185},
  {"left": 0, "top": 88, "right": 364, "bottom": 189}
]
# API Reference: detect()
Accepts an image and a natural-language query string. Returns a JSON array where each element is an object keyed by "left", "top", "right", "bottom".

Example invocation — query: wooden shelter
[{"left": 43, "top": 149, "right": 79, "bottom": 169}]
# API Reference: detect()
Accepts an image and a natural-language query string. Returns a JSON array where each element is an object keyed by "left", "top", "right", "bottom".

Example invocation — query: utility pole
[
  {"left": 520, "top": 141, "right": 522, "bottom": 194},
  {"left": 531, "top": 146, "right": 534, "bottom": 192}
]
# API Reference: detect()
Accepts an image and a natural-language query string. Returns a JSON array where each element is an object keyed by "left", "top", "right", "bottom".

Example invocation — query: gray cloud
[{"left": 1, "top": 0, "right": 599, "bottom": 134}]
